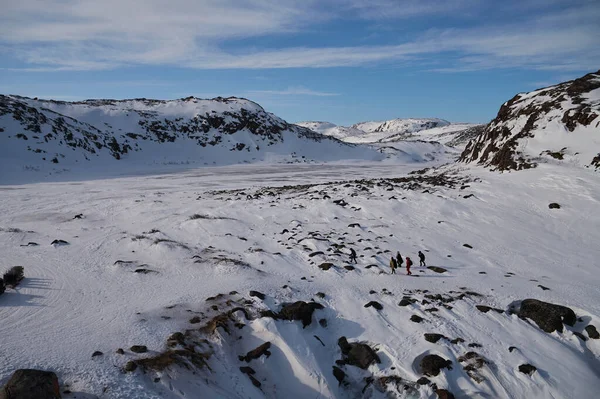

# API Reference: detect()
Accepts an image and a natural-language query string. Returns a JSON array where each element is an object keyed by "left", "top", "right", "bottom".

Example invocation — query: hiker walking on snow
[
  {"left": 390, "top": 257, "right": 397, "bottom": 274},
  {"left": 418, "top": 251, "right": 426, "bottom": 267},
  {"left": 396, "top": 251, "right": 403, "bottom": 267},
  {"left": 406, "top": 257, "right": 413, "bottom": 275},
  {"left": 349, "top": 248, "right": 358, "bottom": 264}
]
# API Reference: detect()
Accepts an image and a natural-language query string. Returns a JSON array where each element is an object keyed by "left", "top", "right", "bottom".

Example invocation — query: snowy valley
[{"left": 0, "top": 70, "right": 599, "bottom": 399}]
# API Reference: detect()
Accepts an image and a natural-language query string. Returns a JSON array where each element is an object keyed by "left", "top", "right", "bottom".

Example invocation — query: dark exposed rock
[
  {"left": 410, "top": 315, "right": 424, "bottom": 323},
  {"left": 416, "top": 377, "right": 430, "bottom": 385},
  {"left": 519, "top": 364, "right": 537, "bottom": 376},
  {"left": 332, "top": 366, "right": 346, "bottom": 385},
  {"left": 50, "top": 239, "right": 69, "bottom": 246},
  {"left": 318, "top": 262, "right": 333, "bottom": 270},
  {"left": 548, "top": 203, "right": 561, "bottom": 209},
  {"left": 130, "top": 345, "right": 148, "bottom": 353},
  {"left": 450, "top": 338, "right": 465, "bottom": 344},
  {"left": 585, "top": 325, "right": 600, "bottom": 339},
  {"left": 189, "top": 316, "right": 201, "bottom": 324},
  {"left": 348, "top": 223, "right": 361, "bottom": 228},
  {"left": 424, "top": 333, "right": 446, "bottom": 343},
  {"left": 91, "top": 351, "right": 103, "bottom": 357},
  {"left": 476, "top": 305, "right": 504, "bottom": 314},
  {"left": 508, "top": 346, "right": 517, "bottom": 352},
  {"left": 515, "top": 299, "right": 576, "bottom": 333},
  {"left": 279, "top": 301, "right": 324, "bottom": 327},
  {"left": 364, "top": 301, "right": 383, "bottom": 310},
  {"left": 116, "top": 348, "right": 125, "bottom": 354},
  {"left": 124, "top": 361, "right": 137, "bottom": 372},
  {"left": 249, "top": 290, "right": 266, "bottom": 300},
  {"left": 241, "top": 342, "right": 271, "bottom": 362},
  {"left": 319, "top": 318, "right": 328, "bottom": 328},
  {"left": 538, "top": 285, "right": 550, "bottom": 291},
  {"left": 167, "top": 332, "right": 185, "bottom": 347},
  {"left": 337, "top": 337, "right": 381, "bottom": 369},
  {"left": 427, "top": 266, "right": 447, "bottom": 273},
  {"left": 316, "top": 292, "right": 326, "bottom": 299},
  {"left": 420, "top": 354, "right": 452, "bottom": 376},
  {"left": 343, "top": 265, "right": 355, "bottom": 271},
  {"left": 309, "top": 251, "right": 325, "bottom": 257},
  {"left": 436, "top": 389, "right": 456, "bottom": 399},
  {"left": 0, "top": 369, "right": 61, "bottom": 399},
  {"left": 463, "top": 244, "right": 473, "bottom": 249}
]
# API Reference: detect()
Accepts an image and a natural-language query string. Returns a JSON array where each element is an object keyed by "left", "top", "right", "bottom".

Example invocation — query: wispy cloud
[
  {"left": 246, "top": 86, "right": 339, "bottom": 97},
  {"left": 0, "top": 0, "right": 598, "bottom": 73}
]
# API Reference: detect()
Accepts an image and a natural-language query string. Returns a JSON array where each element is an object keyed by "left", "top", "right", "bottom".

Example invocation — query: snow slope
[
  {"left": 1, "top": 161, "right": 599, "bottom": 398},
  {"left": 460, "top": 69, "right": 600, "bottom": 171},
  {"left": 297, "top": 119, "right": 483, "bottom": 147},
  {"left": 0, "top": 96, "right": 408, "bottom": 184}
]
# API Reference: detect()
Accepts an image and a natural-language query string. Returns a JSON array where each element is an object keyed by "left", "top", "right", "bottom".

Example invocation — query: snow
[{"left": 1, "top": 160, "right": 599, "bottom": 398}]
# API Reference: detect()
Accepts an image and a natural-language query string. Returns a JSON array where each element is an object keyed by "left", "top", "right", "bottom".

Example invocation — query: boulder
[
  {"left": 424, "top": 333, "right": 446, "bottom": 343},
  {"left": 416, "top": 377, "right": 430, "bottom": 385},
  {"left": 279, "top": 301, "right": 324, "bottom": 328},
  {"left": 364, "top": 301, "right": 383, "bottom": 310},
  {"left": 516, "top": 299, "right": 576, "bottom": 333},
  {"left": 249, "top": 291, "right": 266, "bottom": 300},
  {"left": 585, "top": 325, "right": 600, "bottom": 339},
  {"left": 427, "top": 266, "right": 447, "bottom": 274},
  {"left": 420, "top": 354, "right": 452, "bottom": 376},
  {"left": 436, "top": 389, "right": 456, "bottom": 399},
  {"left": 410, "top": 315, "right": 424, "bottom": 323},
  {"left": 332, "top": 366, "right": 346, "bottom": 385},
  {"left": 337, "top": 337, "right": 381, "bottom": 369},
  {"left": 318, "top": 263, "right": 334, "bottom": 271},
  {"left": 518, "top": 364, "right": 537, "bottom": 376},
  {"left": 548, "top": 203, "right": 561, "bottom": 209},
  {"left": 130, "top": 345, "right": 148, "bottom": 353},
  {"left": 0, "top": 369, "right": 61, "bottom": 399}
]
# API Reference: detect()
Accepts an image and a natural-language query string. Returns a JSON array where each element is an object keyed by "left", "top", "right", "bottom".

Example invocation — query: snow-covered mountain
[
  {"left": 297, "top": 118, "right": 483, "bottom": 147},
  {"left": 0, "top": 95, "right": 392, "bottom": 183},
  {"left": 460, "top": 69, "right": 600, "bottom": 171}
]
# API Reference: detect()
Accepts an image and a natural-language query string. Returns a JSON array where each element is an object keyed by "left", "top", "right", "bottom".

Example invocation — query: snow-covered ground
[{"left": 1, "top": 160, "right": 599, "bottom": 398}]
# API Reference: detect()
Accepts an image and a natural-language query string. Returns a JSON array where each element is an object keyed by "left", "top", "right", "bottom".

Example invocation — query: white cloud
[{"left": 0, "top": 0, "right": 598, "bottom": 73}]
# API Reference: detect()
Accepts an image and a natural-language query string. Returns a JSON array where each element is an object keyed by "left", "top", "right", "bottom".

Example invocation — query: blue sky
[{"left": 1, "top": 0, "right": 599, "bottom": 125}]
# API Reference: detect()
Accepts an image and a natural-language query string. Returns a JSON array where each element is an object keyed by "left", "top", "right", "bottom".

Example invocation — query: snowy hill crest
[{"left": 460, "top": 69, "right": 600, "bottom": 171}]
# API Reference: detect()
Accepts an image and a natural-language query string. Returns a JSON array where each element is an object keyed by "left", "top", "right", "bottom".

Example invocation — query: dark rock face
[
  {"left": 476, "top": 305, "right": 504, "bottom": 314},
  {"left": 519, "top": 364, "right": 537, "bottom": 375},
  {"left": 0, "top": 369, "right": 61, "bottom": 399},
  {"left": 318, "top": 263, "right": 333, "bottom": 270},
  {"left": 436, "top": 389, "right": 456, "bottom": 399},
  {"left": 332, "top": 366, "right": 346, "bottom": 385},
  {"left": 460, "top": 69, "right": 600, "bottom": 171},
  {"left": 364, "top": 301, "right": 383, "bottom": 310},
  {"left": 515, "top": 299, "right": 576, "bottom": 333},
  {"left": 337, "top": 337, "right": 381, "bottom": 369},
  {"left": 416, "top": 377, "right": 430, "bottom": 385},
  {"left": 278, "top": 301, "right": 324, "bottom": 328},
  {"left": 420, "top": 354, "right": 452, "bottom": 376}
]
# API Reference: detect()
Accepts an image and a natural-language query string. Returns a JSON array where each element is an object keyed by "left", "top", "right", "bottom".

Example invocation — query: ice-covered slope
[
  {"left": 0, "top": 96, "right": 391, "bottom": 183},
  {"left": 0, "top": 162, "right": 599, "bottom": 398},
  {"left": 460, "top": 69, "right": 600, "bottom": 171},
  {"left": 297, "top": 119, "right": 483, "bottom": 147}
]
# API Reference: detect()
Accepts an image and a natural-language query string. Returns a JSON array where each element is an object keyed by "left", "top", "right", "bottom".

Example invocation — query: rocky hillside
[
  {"left": 0, "top": 95, "right": 386, "bottom": 181},
  {"left": 460, "top": 69, "right": 600, "bottom": 171},
  {"left": 297, "top": 118, "right": 483, "bottom": 147}
]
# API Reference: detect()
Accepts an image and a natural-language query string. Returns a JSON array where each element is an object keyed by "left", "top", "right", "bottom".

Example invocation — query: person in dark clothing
[
  {"left": 396, "top": 251, "right": 403, "bottom": 267},
  {"left": 349, "top": 248, "right": 358, "bottom": 264},
  {"left": 405, "top": 257, "right": 413, "bottom": 275},
  {"left": 418, "top": 251, "right": 426, "bottom": 267},
  {"left": 390, "top": 257, "right": 397, "bottom": 274}
]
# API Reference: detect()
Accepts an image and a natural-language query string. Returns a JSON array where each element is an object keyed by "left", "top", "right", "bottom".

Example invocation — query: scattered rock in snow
[
  {"left": 410, "top": 315, "right": 424, "bottom": 323},
  {"left": 318, "top": 263, "right": 333, "bottom": 271},
  {"left": 124, "top": 361, "right": 137, "bottom": 372},
  {"left": 116, "top": 348, "right": 125, "bottom": 355},
  {"left": 130, "top": 345, "right": 148, "bottom": 353},
  {"left": 337, "top": 337, "right": 381, "bottom": 369},
  {"left": 343, "top": 265, "right": 355, "bottom": 271},
  {"left": 519, "top": 364, "right": 537, "bottom": 376},
  {"left": 319, "top": 318, "right": 328, "bottom": 328},
  {"left": 416, "top": 377, "right": 430, "bottom": 385},
  {"left": 450, "top": 338, "right": 465, "bottom": 344},
  {"left": 189, "top": 316, "right": 201, "bottom": 324},
  {"left": 73, "top": 213, "right": 84, "bottom": 219},
  {"left": 249, "top": 290, "right": 266, "bottom": 300},
  {"left": 585, "top": 325, "right": 600, "bottom": 339},
  {"left": 316, "top": 292, "right": 326, "bottom": 299},
  {"left": 508, "top": 346, "right": 518, "bottom": 352},
  {"left": 91, "top": 351, "right": 103, "bottom": 357},
  {"left": 514, "top": 299, "right": 576, "bottom": 333},
  {"left": 19, "top": 242, "right": 39, "bottom": 247},
  {"left": 399, "top": 297, "right": 417, "bottom": 306},
  {"left": 427, "top": 266, "right": 447, "bottom": 273},
  {"left": 167, "top": 332, "right": 185, "bottom": 347},
  {"left": 548, "top": 203, "right": 561, "bottom": 209},
  {"left": 463, "top": 244, "right": 473, "bottom": 249},
  {"left": 424, "top": 333, "right": 447, "bottom": 343},
  {"left": 50, "top": 239, "right": 69, "bottom": 246},
  {"left": 0, "top": 369, "right": 61, "bottom": 399},
  {"left": 538, "top": 285, "right": 550, "bottom": 291},
  {"left": 364, "top": 301, "right": 383, "bottom": 310},
  {"left": 309, "top": 251, "right": 324, "bottom": 257},
  {"left": 240, "top": 342, "right": 271, "bottom": 362},
  {"left": 420, "top": 354, "right": 452, "bottom": 376},
  {"left": 476, "top": 305, "right": 504, "bottom": 314}
]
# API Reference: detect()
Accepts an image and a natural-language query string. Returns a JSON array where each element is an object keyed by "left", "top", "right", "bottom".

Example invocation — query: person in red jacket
[{"left": 405, "top": 257, "right": 413, "bottom": 275}]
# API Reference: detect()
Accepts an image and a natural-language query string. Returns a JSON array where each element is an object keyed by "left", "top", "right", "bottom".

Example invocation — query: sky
[{"left": 1, "top": 0, "right": 599, "bottom": 125}]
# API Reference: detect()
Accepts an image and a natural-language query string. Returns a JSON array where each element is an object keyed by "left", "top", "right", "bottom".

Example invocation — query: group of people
[{"left": 349, "top": 248, "right": 426, "bottom": 275}]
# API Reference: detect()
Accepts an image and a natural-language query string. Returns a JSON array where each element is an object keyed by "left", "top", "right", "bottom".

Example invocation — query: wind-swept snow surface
[{"left": 1, "top": 162, "right": 599, "bottom": 398}]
